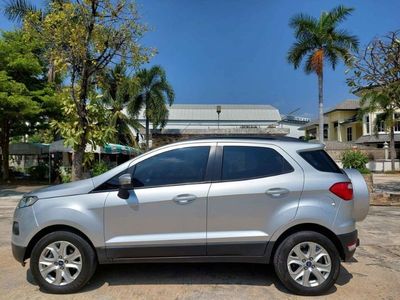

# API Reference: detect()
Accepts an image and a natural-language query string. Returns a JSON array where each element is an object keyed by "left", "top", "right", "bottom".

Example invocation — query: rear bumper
[
  {"left": 12, "top": 243, "right": 26, "bottom": 263},
  {"left": 337, "top": 230, "right": 359, "bottom": 261}
]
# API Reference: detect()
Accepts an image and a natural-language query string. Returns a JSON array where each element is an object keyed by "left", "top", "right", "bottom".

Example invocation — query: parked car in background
[{"left": 11, "top": 136, "right": 369, "bottom": 295}]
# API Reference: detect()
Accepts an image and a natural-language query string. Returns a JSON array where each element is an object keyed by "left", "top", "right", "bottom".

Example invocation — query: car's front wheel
[
  {"left": 30, "top": 231, "right": 97, "bottom": 294},
  {"left": 273, "top": 231, "right": 341, "bottom": 296}
]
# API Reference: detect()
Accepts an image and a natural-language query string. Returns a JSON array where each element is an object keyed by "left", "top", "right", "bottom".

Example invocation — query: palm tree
[
  {"left": 287, "top": 5, "right": 358, "bottom": 142},
  {"left": 128, "top": 65, "right": 174, "bottom": 150},
  {"left": 99, "top": 63, "right": 141, "bottom": 146},
  {"left": 359, "top": 90, "right": 397, "bottom": 171},
  {"left": 3, "top": 0, "right": 38, "bottom": 21}
]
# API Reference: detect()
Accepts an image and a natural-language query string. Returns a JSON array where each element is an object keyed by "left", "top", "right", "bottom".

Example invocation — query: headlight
[{"left": 17, "top": 196, "right": 38, "bottom": 208}]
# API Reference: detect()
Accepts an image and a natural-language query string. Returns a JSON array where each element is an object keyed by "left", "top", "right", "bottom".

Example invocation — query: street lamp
[{"left": 216, "top": 105, "right": 221, "bottom": 129}]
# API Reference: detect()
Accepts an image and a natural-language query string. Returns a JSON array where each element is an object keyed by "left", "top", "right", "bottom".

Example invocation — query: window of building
[
  {"left": 365, "top": 115, "right": 370, "bottom": 134},
  {"left": 394, "top": 113, "right": 400, "bottom": 132},
  {"left": 347, "top": 127, "right": 353, "bottom": 141},
  {"left": 376, "top": 114, "right": 386, "bottom": 132},
  {"left": 221, "top": 146, "right": 294, "bottom": 181}
]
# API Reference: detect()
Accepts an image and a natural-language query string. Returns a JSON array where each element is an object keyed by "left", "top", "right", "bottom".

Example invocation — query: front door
[
  {"left": 104, "top": 144, "right": 214, "bottom": 258},
  {"left": 207, "top": 143, "right": 304, "bottom": 256}
]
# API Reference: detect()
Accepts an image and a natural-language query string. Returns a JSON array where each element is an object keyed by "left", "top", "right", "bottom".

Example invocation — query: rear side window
[
  {"left": 299, "top": 150, "right": 342, "bottom": 173},
  {"left": 221, "top": 146, "right": 294, "bottom": 181}
]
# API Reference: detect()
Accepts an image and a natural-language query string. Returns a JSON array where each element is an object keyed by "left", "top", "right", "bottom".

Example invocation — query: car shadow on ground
[{"left": 26, "top": 263, "right": 353, "bottom": 295}]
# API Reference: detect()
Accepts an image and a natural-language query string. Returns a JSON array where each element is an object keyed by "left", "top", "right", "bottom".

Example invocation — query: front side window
[
  {"left": 132, "top": 146, "right": 210, "bottom": 187},
  {"left": 221, "top": 146, "right": 294, "bottom": 181}
]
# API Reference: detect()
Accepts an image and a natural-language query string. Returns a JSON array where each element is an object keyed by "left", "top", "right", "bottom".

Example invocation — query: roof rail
[{"left": 188, "top": 135, "right": 306, "bottom": 142}]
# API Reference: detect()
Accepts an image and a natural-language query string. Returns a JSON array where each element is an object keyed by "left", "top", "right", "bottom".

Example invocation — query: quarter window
[
  {"left": 132, "top": 146, "right": 210, "bottom": 187},
  {"left": 221, "top": 146, "right": 294, "bottom": 181},
  {"left": 299, "top": 150, "right": 342, "bottom": 173}
]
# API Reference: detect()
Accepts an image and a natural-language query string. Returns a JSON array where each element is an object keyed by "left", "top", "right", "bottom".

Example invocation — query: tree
[
  {"left": 287, "top": 5, "right": 359, "bottom": 142},
  {"left": 348, "top": 31, "right": 400, "bottom": 170},
  {"left": 128, "top": 65, "right": 174, "bottom": 150},
  {"left": 99, "top": 63, "right": 141, "bottom": 146},
  {"left": 24, "top": 0, "right": 152, "bottom": 180},
  {"left": 0, "top": 30, "right": 57, "bottom": 180}
]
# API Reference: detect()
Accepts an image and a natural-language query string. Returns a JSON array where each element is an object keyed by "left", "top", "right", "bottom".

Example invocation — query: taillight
[{"left": 329, "top": 182, "right": 353, "bottom": 200}]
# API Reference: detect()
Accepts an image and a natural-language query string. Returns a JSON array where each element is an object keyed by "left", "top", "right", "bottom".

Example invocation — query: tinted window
[
  {"left": 132, "top": 146, "right": 210, "bottom": 187},
  {"left": 299, "top": 150, "right": 342, "bottom": 173},
  {"left": 221, "top": 146, "right": 294, "bottom": 181}
]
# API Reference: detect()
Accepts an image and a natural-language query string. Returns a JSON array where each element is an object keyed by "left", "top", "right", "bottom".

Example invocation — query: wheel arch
[
  {"left": 24, "top": 224, "right": 97, "bottom": 261},
  {"left": 267, "top": 223, "right": 345, "bottom": 263}
]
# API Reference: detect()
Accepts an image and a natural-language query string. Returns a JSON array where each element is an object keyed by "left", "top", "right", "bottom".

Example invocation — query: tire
[
  {"left": 30, "top": 231, "right": 97, "bottom": 294},
  {"left": 273, "top": 231, "right": 340, "bottom": 296}
]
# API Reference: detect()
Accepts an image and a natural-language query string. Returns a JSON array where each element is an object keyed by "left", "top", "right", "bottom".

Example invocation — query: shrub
[
  {"left": 92, "top": 161, "right": 109, "bottom": 176},
  {"left": 341, "top": 149, "right": 370, "bottom": 174},
  {"left": 28, "top": 163, "right": 48, "bottom": 180},
  {"left": 59, "top": 166, "right": 72, "bottom": 183}
]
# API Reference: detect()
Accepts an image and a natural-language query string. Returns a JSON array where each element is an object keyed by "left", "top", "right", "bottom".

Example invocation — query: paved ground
[
  {"left": 372, "top": 173, "right": 400, "bottom": 193},
  {"left": 0, "top": 187, "right": 399, "bottom": 299}
]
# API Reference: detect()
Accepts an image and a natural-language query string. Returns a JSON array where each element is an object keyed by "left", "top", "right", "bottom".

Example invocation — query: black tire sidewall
[
  {"left": 273, "top": 231, "right": 341, "bottom": 296},
  {"left": 30, "top": 231, "right": 97, "bottom": 294}
]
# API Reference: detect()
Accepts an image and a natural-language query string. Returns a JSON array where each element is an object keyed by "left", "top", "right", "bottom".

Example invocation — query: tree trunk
[
  {"left": 145, "top": 116, "right": 150, "bottom": 151},
  {"left": 389, "top": 126, "right": 396, "bottom": 171},
  {"left": 0, "top": 119, "right": 10, "bottom": 181},
  {"left": 145, "top": 96, "right": 150, "bottom": 151},
  {"left": 71, "top": 66, "right": 90, "bottom": 181},
  {"left": 318, "top": 71, "right": 324, "bottom": 143}
]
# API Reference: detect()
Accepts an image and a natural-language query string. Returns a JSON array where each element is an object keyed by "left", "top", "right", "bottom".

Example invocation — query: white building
[{"left": 137, "top": 104, "right": 308, "bottom": 139}]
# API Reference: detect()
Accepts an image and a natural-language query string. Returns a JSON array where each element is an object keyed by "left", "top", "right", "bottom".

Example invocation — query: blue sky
[{"left": 1, "top": 0, "right": 400, "bottom": 117}]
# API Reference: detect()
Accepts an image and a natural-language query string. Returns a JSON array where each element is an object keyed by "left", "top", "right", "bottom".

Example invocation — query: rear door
[{"left": 207, "top": 142, "right": 304, "bottom": 256}]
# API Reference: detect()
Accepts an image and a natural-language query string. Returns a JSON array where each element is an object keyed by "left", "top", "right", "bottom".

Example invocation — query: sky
[{"left": 1, "top": 0, "right": 400, "bottom": 118}]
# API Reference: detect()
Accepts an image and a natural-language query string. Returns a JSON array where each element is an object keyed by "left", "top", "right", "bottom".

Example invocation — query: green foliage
[
  {"left": 99, "top": 63, "right": 141, "bottom": 146},
  {"left": 59, "top": 166, "right": 71, "bottom": 183},
  {"left": 0, "top": 30, "right": 58, "bottom": 180},
  {"left": 23, "top": 0, "right": 154, "bottom": 180},
  {"left": 287, "top": 5, "right": 358, "bottom": 74},
  {"left": 128, "top": 65, "right": 175, "bottom": 149},
  {"left": 91, "top": 161, "right": 109, "bottom": 177},
  {"left": 341, "top": 150, "right": 370, "bottom": 174},
  {"left": 27, "top": 163, "right": 48, "bottom": 180},
  {"left": 50, "top": 88, "right": 116, "bottom": 152}
]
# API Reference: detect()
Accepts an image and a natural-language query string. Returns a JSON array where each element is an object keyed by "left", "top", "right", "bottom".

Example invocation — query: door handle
[
  {"left": 173, "top": 194, "right": 197, "bottom": 205},
  {"left": 266, "top": 188, "right": 290, "bottom": 198}
]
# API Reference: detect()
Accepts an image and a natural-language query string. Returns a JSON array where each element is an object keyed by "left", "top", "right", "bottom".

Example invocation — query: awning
[
  {"left": 49, "top": 140, "right": 141, "bottom": 155},
  {"left": 103, "top": 143, "right": 141, "bottom": 155},
  {"left": 3, "top": 143, "right": 50, "bottom": 155}
]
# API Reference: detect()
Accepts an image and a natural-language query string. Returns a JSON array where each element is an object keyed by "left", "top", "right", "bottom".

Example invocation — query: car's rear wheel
[
  {"left": 273, "top": 231, "right": 340, "bottom": 296},
  {"left": 30, "top": 231, "right": 97, "bottom": 294}
]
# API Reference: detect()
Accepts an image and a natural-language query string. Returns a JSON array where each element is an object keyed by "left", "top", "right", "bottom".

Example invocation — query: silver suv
[{"left": 11, "top": 137, "right": 369, "bottom": 295}]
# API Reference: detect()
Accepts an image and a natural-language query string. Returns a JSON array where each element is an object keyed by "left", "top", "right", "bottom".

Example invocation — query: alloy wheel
[
  {"left": 286, "top": 241, "right": 332, "bottom": 287},
  {"left": 38, "top": 241, "right": 82, "bottom": 286}
]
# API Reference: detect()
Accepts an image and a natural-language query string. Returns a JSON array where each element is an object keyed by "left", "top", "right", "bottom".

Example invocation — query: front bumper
[
  {"left": 12, "top": 242, "right": 26, "bottom": 263},
  {"left": 337, "top": 230, "right": 359, "bottom": 261}
]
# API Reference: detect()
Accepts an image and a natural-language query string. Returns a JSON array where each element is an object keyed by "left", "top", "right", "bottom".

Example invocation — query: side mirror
[{"left": 118, "top": 173, "right": 132, "bottom": 199}]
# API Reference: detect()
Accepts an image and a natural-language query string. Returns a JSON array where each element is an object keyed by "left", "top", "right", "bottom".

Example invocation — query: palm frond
[
  {"left": 3, "top": 0, "right": 38, "bottom": 21},
  {"left": 325, "top": 5, "right": 354, "bottom": 27}
]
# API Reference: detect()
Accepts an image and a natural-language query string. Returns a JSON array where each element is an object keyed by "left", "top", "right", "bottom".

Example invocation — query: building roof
[
  {"left": 298, "top": 119, "right": 327, "bottom": 130},
  {"left": 325, "top": 99, "right": 360, "bottom": 113},
  {"left": 138, "top": 104, "right": 281, "bottom": 122}
]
